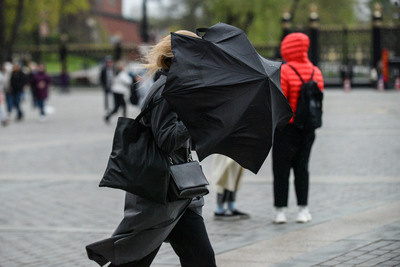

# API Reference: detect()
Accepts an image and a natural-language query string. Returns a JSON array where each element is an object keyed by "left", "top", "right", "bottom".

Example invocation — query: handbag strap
[
  {"left": 169, "top": 154, "right": 193, "bottom": 166},
  {"left": 135, "top": 74, "right": 167, "bottom": 122},
  {"left": 135, "top": 97, "right": 163, "bottom": 122}
]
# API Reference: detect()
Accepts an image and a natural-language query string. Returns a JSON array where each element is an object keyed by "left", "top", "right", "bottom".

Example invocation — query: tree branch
[
  {"left": 290, "top": 0, "right": 300, "bottom": 25},
  {"left": 6, "top": 0, "right": 25, "bottom": 61},
  {"left": 0, "top": 0, "right": 5, "bottom": 64}
]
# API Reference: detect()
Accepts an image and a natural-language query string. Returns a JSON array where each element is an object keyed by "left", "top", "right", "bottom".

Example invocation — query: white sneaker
[
  {"left": 296, "top": 207, "right": 312, "bottom": 223},
  {"left": 274, "top": 208, "right": 287, "bottom": 224},
  {"left": 38, "top": 115, "right": 46, "bottom": 122}
]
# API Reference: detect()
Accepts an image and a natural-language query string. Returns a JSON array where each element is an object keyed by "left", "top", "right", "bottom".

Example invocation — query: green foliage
[
  {"left": 371, "top": 0, "right": 400, "bottom": 25},
  {"left": 42, "top": 53, "right": 97, "bottom": 74},
  {"left": 206, "top": 0, "right": 283, "bottom": 44},
  {"left": 152, "top": 0, "right": 356, "bottom": 45},
  {"left": 287, "top": 0, "right": 355, "bottom": 26},
  {"left": 206, "top": 0, "right": 356, "bottom": 45},
  {"left": 4, "top": 0, "right": 90, "bottom": 39}
]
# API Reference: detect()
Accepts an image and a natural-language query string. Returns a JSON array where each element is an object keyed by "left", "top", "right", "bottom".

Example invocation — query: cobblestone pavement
[{"left": 0, "top": 88, "right": 399, "bottom": 266}]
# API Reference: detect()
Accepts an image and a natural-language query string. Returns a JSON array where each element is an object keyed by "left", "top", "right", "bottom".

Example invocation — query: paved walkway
[{"left": 0, "top": 88, "right": 399, "bottom": 266}]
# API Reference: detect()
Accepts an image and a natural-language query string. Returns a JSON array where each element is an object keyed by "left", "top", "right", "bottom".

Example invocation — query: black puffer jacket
[{"left": 10, "top": 70, "right": 27, "bottom": 94}]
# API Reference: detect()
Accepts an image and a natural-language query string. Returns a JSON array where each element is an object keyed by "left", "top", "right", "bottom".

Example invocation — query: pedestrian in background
[
  {"left": 272, "top": 33, "right": 324, "bottom": 224},
  {"left": 2, "top": 62, "right": 13, "bottom": 118},
  {"left": 10, "top": 62, "right": 27, "bottom": 121},
  {"left": 59, "top": 66, "right": 70, "bottom": 93},
  {"left": 212, "top": 154, "right": 250, "bottom": 220},
  {"left": 32, "top": 63, "right": 51, "bottom": 122},
  {"left": 99, "top": 56, "right": 114, "bottom": 111},
  {"left": 128, "top": 72, "right": 140, "bottom": 106},
  {"left": 0, "top": 67, "right": 8, "bottom": 126},
  {"left": 28, "top": 62, "right": 38, "bottom": 108},
  {"left": 104, "top": 61, "right": 131, "bottom": 123}
]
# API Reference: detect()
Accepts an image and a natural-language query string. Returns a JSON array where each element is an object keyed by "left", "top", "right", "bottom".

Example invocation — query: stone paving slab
[
  {"left": 217, "top": 200, "right": 400, "bottom": 267},
  {"left": 276, "top": 222, "right": 400, "bottom": 267},
  {"left": 0, "top": 88, "right": 400, "bottom": 266}
]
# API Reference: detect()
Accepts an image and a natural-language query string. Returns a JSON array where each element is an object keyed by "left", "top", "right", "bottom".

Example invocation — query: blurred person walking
[
  {"left": 31, "top": 63, "right": 51, "bottom": 121},
  {"left": 28, "top": 62, "right": 38, "bottom": 108},
  {"left": 0, "top": 67, "right": 8, "bottom": 126},
  {"left": 10, "top": 63, "right": 27, "bottom": 121},
  {"left": 3, "top": 62, "right": 13, "bottom": 118},
  {"left": 59, "top": 67, "right": 70, "bottom": 93},
  {"left": 212, "top": 155, "right": 250, "bottom": 220},
  {"left": 272, "top": 33, "right": 324, "bottom": 224},
  {"left": 100, "top": 56, "right": 114, "bottom": 111},
  {"left": 128, "top": 72, "right": 140, "bottom": 106},
  {"left": 104, "top": 61, "right": 132, "bottom": 123}
]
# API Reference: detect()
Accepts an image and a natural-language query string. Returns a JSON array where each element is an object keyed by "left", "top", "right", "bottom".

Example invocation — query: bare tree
[
  {"left": 0, "top": 0, "right": 5, "bottom": 64},
  {"left": 0, "top": 0, "right": 25, "bottom": 63}
]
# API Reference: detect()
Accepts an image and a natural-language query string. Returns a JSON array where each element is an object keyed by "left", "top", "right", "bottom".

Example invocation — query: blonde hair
[{"left": 144, "top": 30, "right": 200, "bottom": 77}]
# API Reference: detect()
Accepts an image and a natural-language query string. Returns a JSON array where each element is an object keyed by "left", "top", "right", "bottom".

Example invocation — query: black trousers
[
  {"left": 103, "top": 86, "right": 111, "bottom": 110},
  {"left": 108, "top": 209, "right": 216, "bottom": 267},
  {"left": 272, "top": 124, "right": 315, "bottom": 208},
  {"left": 106, "top": 93, "right": 126, "bottom": 119}
]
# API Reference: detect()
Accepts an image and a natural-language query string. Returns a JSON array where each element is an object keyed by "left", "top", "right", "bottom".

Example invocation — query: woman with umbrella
[{"left": 87, "top": 30, "right": 216, "bottom": 267}]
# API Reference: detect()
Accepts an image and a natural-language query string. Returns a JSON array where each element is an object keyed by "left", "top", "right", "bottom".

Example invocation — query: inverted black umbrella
[{"left": 163, "top": 23, "right": 292, "bottom": 173}]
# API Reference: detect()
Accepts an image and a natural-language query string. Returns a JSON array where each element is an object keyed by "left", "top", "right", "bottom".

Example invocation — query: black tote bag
[
  {"left": 99, "top": 96, "right": 171, "bottom": 204},
  {"left": 99, "top": 76, "right": 209, "bottom": 204}
]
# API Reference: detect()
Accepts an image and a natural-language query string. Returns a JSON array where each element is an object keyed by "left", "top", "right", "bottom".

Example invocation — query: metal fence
[
  {"left": 11, "top": 24, "right": 400, "bottom": 87},
  {"left": 318, "top": 26, "right": 372, "bottom": 86}
]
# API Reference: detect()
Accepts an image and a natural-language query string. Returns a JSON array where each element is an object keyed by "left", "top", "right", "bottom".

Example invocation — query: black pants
[
  {"left": 106, "top": 93, "right": 126, "bottom": 119},
  {"left": 103, "top": 86, "right": 111, "bottom": 110},
  {"left": 12, "top": 92, "right": 23, "bottom": 120},
  {"left": 108, "top": 209, "right": 216, "bottom": 267},
  {"left": 272, "top": 124, "right": 315, "bottom": 207}
]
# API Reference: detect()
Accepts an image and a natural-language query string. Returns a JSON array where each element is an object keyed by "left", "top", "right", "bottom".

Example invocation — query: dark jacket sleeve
[
  {"left": 150, "top": 98, "right": 190, "bottom": 155},
  {"left": 100, "top": 68, "right": 106, "bottom": 86}
]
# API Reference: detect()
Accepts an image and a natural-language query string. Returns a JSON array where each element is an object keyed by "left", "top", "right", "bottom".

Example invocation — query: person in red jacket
[{"left": 273, "top": 33, "right": 324, "bottom": 224}]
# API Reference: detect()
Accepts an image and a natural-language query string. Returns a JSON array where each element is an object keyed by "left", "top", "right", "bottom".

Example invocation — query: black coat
[
  {"left": 100, "top": 66, "right": 114, "bottom": 88},
  {"left": 10, "top": 70, "right": 27, "bottom": 94},
  {"left": 86, "top": 72, "right": 202, "bottom": 266}
]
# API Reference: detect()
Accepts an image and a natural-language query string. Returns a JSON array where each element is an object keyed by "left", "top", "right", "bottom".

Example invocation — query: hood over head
[{"left": 281, "top": 33, "right": 310, "bottom": 63}]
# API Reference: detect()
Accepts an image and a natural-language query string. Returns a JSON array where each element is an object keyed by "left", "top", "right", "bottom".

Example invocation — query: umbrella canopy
[{"left": 163, "top": 23, "right": 292, "bottom": 173}]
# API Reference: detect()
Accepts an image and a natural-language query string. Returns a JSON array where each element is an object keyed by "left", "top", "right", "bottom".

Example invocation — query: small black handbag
[{"left": 168, "top": 160, "right": 209, "bottom": 201}]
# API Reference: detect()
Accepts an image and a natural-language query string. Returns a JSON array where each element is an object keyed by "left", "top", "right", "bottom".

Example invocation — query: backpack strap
[
  {"left": 287, "top": 64, "right": 315, "bottom": 83},
  {"left": 287, "top": 64, "right": 305, "bottom": 84},
  {"left": 309, "top": 67, "right": 315, "bottom": 82}
]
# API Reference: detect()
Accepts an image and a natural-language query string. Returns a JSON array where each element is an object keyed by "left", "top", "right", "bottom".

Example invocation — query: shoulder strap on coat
[
  {"left": 135, "top": 96, "right": 163, "bottom": 123},
  {"left": 135, "top": 75, "right": 167, "bottom": 122}
]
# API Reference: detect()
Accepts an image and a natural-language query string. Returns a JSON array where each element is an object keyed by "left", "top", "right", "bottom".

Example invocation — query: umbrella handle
[{"left": 196, "top": 28, "right": 208, "bottom": 38}]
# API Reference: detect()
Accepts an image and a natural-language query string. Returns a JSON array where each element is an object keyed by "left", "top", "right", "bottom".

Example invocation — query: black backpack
[{"left": 288, "top": 65, "right": 323, "bottom": 130}]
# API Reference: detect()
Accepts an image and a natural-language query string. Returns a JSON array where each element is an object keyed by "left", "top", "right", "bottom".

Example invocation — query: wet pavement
[{"left": 0, "top": 87, "right": 399, "bottom": 266}]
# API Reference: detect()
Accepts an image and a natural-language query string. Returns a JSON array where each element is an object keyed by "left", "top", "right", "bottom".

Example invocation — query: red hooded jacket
[{"left": 280, "top": 33, "right": 324, "bottom": 123}]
